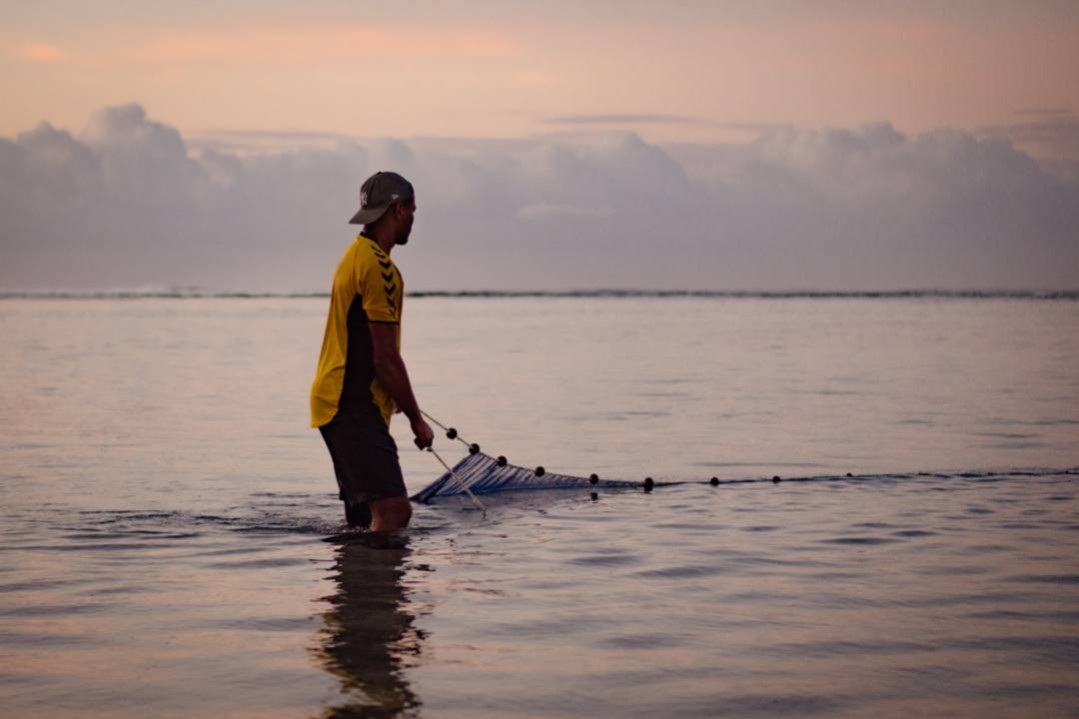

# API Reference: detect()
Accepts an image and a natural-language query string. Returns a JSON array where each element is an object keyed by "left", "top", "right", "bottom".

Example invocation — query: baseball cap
[{"left": 348, "top": 171, "right": 415, "bottom": 225}]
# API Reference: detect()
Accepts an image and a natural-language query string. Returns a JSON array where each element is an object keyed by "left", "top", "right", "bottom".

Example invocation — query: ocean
[{"left": 2, "top": 295, "right": 1078, "bottom": 717}]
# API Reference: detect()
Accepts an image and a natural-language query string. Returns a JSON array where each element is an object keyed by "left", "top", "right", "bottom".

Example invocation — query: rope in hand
[
  {"left": 421, "top": 410, "right": 481, "bottom": 453},
  {"left": 421, "top": 410, "right": 488, "bottom": 515}
]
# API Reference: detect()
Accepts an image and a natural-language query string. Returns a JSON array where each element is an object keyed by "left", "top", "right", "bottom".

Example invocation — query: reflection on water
[{"left": 315, "top": 533, "right": 425, "bottom": 718}]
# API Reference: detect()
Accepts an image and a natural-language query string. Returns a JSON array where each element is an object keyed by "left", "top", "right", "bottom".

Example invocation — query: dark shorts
[{"left": 319, "top": 410, "right": 406, "bottom": 526}]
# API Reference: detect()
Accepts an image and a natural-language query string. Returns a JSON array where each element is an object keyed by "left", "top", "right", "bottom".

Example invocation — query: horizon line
[{"left": 3, "top": 288, "right": 1078, "bottom": 301}]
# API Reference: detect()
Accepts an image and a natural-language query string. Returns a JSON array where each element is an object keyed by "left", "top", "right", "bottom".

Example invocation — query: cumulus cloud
[
  {"left": 1, "top": 104, "right": 1076, "bottom": 292},
  {"left": 979, "top": 110, "right": 1079, "bottom": 182}
]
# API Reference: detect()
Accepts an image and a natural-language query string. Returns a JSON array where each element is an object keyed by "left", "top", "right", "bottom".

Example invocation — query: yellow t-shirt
[{"left": 310, "top": 235, "right": 404, "bottom": 428}]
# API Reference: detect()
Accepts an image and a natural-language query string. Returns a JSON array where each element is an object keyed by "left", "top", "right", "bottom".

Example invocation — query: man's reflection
[{"left": 315, "top": 533, "right": 425, "bottom": 718}]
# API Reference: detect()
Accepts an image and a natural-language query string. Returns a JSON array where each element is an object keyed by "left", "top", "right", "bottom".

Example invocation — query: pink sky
[{"left": 2, "top": 1, "right": 1077, "bottom": 153}]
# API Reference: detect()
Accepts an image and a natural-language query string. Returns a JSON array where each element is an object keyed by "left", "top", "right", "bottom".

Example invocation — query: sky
[{"left": 1, "top": 0, "right": 1078, "bottom": 291}]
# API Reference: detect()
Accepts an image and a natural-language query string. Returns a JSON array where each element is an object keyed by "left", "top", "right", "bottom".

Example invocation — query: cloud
[
  {"left": 10, "top": 42, "right": 66, "bottom": 63},
  {"left": 518, "top": 203, "right": 617, "bottom": 220},
  {"left": 1013, "top": 108, "right": 1072, "bottom": 118},
  {"left": 513, "top": 71, "right": 560, "bottom": 88},
  {"left": 1, "top": 104, "right": 1077, "bottom": 292},
  {"left": 125, "top": 26, "right": 518, "bottom": 65},
  {"left": 978, "top": 111, "right": 1079, "bottom": 181},
  {"left": 546, "top": 114, "right": 707, "bottom": 126}
]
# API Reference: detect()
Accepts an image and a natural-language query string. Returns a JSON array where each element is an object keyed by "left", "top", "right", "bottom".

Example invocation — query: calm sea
[{"left": 2, "top": 295, "right": 1078, "bottom": 718}]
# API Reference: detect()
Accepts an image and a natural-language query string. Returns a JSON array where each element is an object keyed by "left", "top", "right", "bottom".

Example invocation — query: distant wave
[
  {"left": 0, "top": 288, "right": 327, "bottom": 300},
  {"left": 2, "top": 288, "right": 1078, "bottom": 300},
  {"left": 411, "top": 289, "right": 1079, "bottom": 300}
]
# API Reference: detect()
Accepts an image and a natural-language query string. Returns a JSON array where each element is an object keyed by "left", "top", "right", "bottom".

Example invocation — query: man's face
[{"left": 394, "top": 198, "right": 416, "bottom": 246}]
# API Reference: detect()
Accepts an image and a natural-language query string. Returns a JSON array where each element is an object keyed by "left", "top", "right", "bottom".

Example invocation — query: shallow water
[{"left": 2, "top": 297, "right": 1078, "bottom": 717}]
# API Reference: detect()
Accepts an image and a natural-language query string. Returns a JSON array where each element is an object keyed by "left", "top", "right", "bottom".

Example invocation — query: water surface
[{"left": 1, "top": 296, "right": 1078, "bottom": 717}]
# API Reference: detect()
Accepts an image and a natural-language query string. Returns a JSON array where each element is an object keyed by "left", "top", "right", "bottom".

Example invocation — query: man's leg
[
  {"left": 343, "top": 499, "right": 372, "bottom": 529},
  {"left": 369, "top": 495, "right": 412, "bottom": 532},
  {"left": 321, "top": 411, "right": 408, "bottom": 531}
]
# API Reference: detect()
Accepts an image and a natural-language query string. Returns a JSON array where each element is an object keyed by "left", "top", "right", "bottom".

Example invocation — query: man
[{"left": 311, "top": 171, "right": 434, "bottom": 532}]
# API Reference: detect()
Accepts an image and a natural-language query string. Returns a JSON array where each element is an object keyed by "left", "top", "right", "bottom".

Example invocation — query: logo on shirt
[
  {"left": 371, "top": 247, "right": 399, "bottom": 317},
  {"left": 384, "top": 269, "right": 398, "bottom": 315}
]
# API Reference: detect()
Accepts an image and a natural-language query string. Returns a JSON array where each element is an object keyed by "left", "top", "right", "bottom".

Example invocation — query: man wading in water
[{"left": 311, "top": 171, "right": 434, "bottom": 531}]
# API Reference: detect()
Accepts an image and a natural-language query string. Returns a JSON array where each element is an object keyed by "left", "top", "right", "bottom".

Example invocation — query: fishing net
[
  {"left": 411, "top": 413, "right": 1079, "bottom": 508},
  {"left": 411, "top": 451, "right": 638, "bottom": 504}
]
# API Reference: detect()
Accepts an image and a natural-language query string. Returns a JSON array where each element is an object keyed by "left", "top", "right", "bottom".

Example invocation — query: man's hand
[{"left": 411, "top": 416, "right": 434, "bottom": 450}]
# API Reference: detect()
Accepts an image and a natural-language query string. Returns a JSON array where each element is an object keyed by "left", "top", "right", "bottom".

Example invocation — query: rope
[
  {"left": 420, "top": 409, "right": 450, "bottom": 432},
  {"left": 421, "top": 410, "right": 476, "bottom": 451},
  {"left": 427, "top": 446, "right": 488, "bottom": 515}
]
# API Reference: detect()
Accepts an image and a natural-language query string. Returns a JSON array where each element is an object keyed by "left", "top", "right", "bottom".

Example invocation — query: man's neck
[{"left": 361, "top": 230, "right": 394, "bottom": 255}]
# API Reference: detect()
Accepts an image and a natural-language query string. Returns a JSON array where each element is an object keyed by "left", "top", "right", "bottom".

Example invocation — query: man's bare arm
[{"left": 369, "top": 322, "right": 434, "bottom": 449}]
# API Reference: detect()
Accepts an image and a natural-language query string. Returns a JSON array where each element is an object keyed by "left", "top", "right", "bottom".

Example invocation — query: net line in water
[
  {"left": 410, "top": 413, "right": 1079, "bottom": 504},
  {"left": 411, "top": 451, "right": 1079, "bottom": 504}
]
